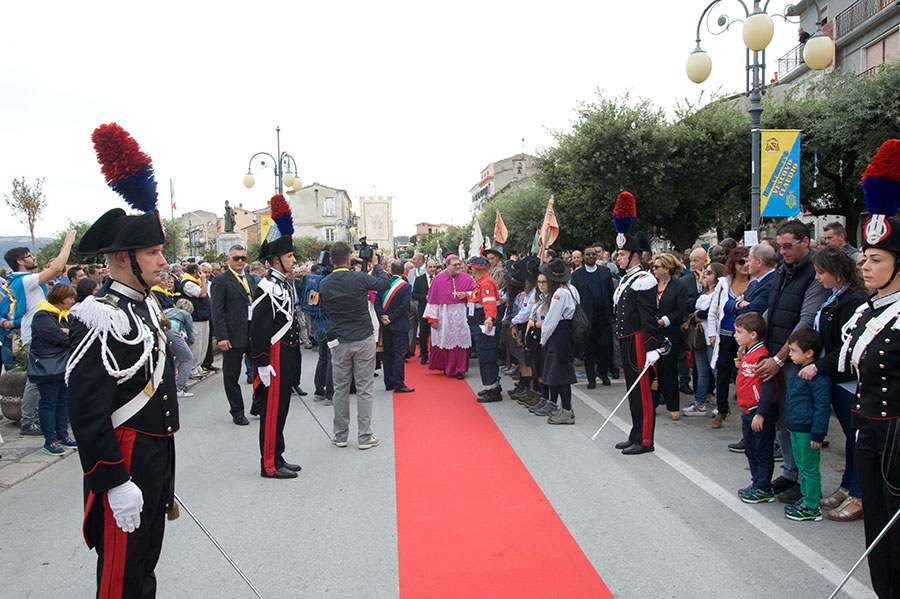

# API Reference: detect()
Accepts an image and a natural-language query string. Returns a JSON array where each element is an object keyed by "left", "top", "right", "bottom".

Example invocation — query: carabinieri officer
[
  {"left": 68, "top": 123, "right": 179, "bottom": 598},
  {"left": 838, "top": 139, "right": 900, "bottom": 599}
]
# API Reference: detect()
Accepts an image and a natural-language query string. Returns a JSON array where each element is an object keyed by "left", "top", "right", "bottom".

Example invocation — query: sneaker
[
  {"left": 681, "top": 402, "right": 707, "bottom": 416},
  {"left": 358, "top": 437, "right": 380, "bottom": 450},
  {"left": 728, "top": 439, "right": 745, "bottom": 453},
  {"left": 323, "top": 398, "right": 333, "bottom": 406},
  {"left": 528, "top": 398, "right": 549, "bottom": 414},
  {"left": 784, "top": 502, "right": 823, "bottom": 521},
  {"left": 177, "top": 390, "right": 195, "bottom": 398},
  {"left": 20, "top": 423, "right": 42, "bottom": 436},
  {"left": 313, "top": 394, "right": 326, "bottom": 402},
  {"left": 58, "top": 436, "right": 78, "bottom": 449},
  {"left": 332, "top": 437, "right": 348, "bottom": 448},
  {"left": 771, "top": 476, "right": 797, "bottom": 494},
  {"left": 547, "top": 408, "right": 575, "bottom": 425},
  {"left": 533, "top": 400, "right": 557, "bottom": 417},
  {"left": 777, "top": 484, "right": 803, "bottom": 503},
  {"left": 43, "top": 442, "right": 65, "bottom": 455},
  {"left": 710, "top": 407, "right": 719, "bottom": 417},
  {"left": 738, "top": 486, "right": 776, "bottom": 504}
]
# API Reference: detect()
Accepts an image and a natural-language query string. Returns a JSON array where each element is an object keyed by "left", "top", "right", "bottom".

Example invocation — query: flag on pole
[
  {"left": 469, "top": 219, "right": 485, "bottom": 258},
  {"left": 531, "top": 227, "right": 541, "bottom": 254},
  {"left": 538, "top": 195, "right": 559, "bottom": 252},
  {"left": 494, "top": 210, "right": 508, "bottom": 244},
  {"left": 169, "top": 178, "right": 176, "bottom": 211}
]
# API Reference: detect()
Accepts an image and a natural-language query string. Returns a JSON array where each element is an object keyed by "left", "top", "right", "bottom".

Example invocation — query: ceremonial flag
[
  {"left": 436, "top": 240, "right": 443, "bottom": 264},
  {"left": 531, "top": 228, "right": 541, "bottom": 254},
  {"left": 458, "top": 241, "right": 466, "bottom": 261},
  {"left": 539, "top": 195, "right": 559, "bottom": 250},
  {"left": 760, "top": 129, "right": 801, "bottom": 217},
  {"left": 494, "top": 210, "right": 508, "bottom": 244},
  {"left": 261, "top": 215, "right": 280, "bottom": 242},
  {"left": 469, "top": 218, "right": 485, "bottom": 258},
  {"left": 169, "top": 178, "right": 176, "bottom": 213}
]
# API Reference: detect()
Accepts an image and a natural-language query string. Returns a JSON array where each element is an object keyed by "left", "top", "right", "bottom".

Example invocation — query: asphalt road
[{"left": 0, "top": 354, "right": 878, "bottom": 599}]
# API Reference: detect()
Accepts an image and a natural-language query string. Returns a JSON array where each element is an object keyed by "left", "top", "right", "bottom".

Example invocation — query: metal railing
[
  {"left": 777, "top": 42, "right": 806, "bottom": 78},
  {"left": 860, "top": 64, "right": 883, "bottom": 77},
  {"left": 834, "top": 0, "right": 896, "bottom": 39}
]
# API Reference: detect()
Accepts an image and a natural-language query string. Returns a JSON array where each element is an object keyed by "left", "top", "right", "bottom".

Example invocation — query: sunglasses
[
  {"left": 737, "top": 259, "right": 748, "bottom": 265},
  {"left": 232, "top": 256, "right": 247, "bottom": 261},
  {"left": 779, "top": 239, "right": 803, "bottom": 251}
]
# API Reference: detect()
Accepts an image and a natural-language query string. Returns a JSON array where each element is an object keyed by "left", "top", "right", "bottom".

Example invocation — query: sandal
[
  {"left": 820, "top": 487, "right": 849, "bottom": 509},
  {"left": 826, "top": 496, "right": 863, "bottom": 522}
]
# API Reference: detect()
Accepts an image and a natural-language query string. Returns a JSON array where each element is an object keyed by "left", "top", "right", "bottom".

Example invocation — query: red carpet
[{"left": 394, "top": 362, "right": 614, "bottom": 598}]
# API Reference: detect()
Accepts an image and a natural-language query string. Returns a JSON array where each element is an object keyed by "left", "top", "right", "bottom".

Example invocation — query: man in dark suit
[
  {"left": 211, "top": 245, "right": 257, "bottom": 425},
  {"left": 411, "top": 259, "right": 437, "bottom": 364},
  {"left": 735, "top": 242, "right": 778, "bottom": 316},
  {"left": 376, "top": 261, "right": 415, "bottom": 393},
  {"left": 571, "top": 246, "right": 614, "bottom": 388}
]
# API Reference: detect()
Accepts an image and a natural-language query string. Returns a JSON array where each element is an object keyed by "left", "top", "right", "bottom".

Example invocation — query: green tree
[
  {"left": 36, "top": 221, "right": 100, "bottom": 266},
  {"left": 293, "top": 236, "right": 325, "bottom": 262},
  {"left": 479, "top": 182, "right": 553, "bottom": 255},
  {"left": 162, "top": 218, "right": 184, "bottom": 263},
  {"left": 764, "top": 61, "right": 900, "bottom": 243},
  {"left": 5, "top": 177, "right": 48, "bottom": 254}
]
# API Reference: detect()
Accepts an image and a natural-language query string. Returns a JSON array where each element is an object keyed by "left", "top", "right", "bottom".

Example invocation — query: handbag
[
  {"left": 682, "top": 312, "right": 707, "bottom": 350},
  {"left": 566, "top": 288, "right": 591, "bottom": 346}
]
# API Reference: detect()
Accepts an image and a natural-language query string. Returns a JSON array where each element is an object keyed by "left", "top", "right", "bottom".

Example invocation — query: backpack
[{"left": 566, "top": 287, "right": 591, "bottom": 346}]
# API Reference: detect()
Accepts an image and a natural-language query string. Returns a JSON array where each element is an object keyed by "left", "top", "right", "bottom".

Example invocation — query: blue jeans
[
  {"left": 693, "top": 346, "right": 714, "bottom": 405},
  {"left": 37, "top": 380, "right": 69, "bottom": 444},
  {"left": 831, "top": 384, "right": 861, "bottom": 497},
  {"left": 470, "top": 324, "right": 499, "bottom": 387},
  {"left": 742, "top": 403, "right": 779, "bottom": 492},
  {"left": 1, "top": 333, "right": 15, "bottom": 373}
]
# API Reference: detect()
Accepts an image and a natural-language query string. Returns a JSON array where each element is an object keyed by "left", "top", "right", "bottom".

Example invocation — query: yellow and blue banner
[
  {"left": 761, "top": 129, "right": 801, "bottom": 217},
  {"left": 261, "top": 215, "right": 280, "bottom": 242}
]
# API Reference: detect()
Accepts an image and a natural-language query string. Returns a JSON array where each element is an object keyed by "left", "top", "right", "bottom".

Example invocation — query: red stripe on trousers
[
  {"left": 99, "top": 428, "right": 137, "bottom": 599},
  {"left": 633, "top": 332, "right": 654, "bottom": 446},
  {"left": 262, "top": 341, "right": 282, "bottom": 475}
]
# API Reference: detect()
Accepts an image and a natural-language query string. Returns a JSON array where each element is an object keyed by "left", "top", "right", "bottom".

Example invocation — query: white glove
[
  {"left": 258, "top": 364, "right": 276, "bottom": 387},
  {"left": 645, "top": 349, "right": 660, "bottom": 367},
  {"left": 107, "top": 480, "right": 144, "bottom": 533}
]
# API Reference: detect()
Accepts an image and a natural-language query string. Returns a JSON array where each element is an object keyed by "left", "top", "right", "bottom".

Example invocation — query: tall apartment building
[{"left": 469, "top": 153, "right": 537, "bottom": 215}]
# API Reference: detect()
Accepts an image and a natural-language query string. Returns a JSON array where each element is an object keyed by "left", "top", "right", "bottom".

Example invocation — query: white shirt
[
  {"left": 512, "top": 288, "right": 537, "bottom": 325},
  {"left": 19, "top": 273, "right": 48, "bottom": 346},
  {"left": 541, "top": 284, "right": 580, "bottom": 345},
  {"left": 584, "top": 264, "right": 598, "bottom": 273}
]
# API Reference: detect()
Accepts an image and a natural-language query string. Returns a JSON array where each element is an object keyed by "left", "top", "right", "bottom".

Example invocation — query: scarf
[
  {"left": 35, "top": 299, "right": 68, "bottom": 322},
  {"left": 151, "top": 285, "right": 177, "bottom": 297}
]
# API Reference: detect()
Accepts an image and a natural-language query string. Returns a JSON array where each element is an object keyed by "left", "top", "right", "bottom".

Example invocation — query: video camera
[{"left": 354, "top": 236, "right": 379, "bottom": 263}]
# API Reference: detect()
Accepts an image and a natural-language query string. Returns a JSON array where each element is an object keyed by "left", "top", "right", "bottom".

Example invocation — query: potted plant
[{"left": 0, "top": 343, "right": 28, "bottom": 423}]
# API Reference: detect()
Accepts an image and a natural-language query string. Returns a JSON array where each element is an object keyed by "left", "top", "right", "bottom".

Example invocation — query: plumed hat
[
  {"left": 613, "top": 191, "right": 649, "bottom": 252},
  {"left": 79, "top": 123, "right": 167, "bottom": 255},
  {"left": 861, "top": 139, "right": 900, "bottom": 254},
  {"left": 259, "top": 194, "right": 295, "bottom": 261}
]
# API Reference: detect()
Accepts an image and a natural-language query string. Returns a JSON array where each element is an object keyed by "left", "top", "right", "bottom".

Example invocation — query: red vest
[{"left": 735, "top": 343, "right": 768, "bottom": 413}]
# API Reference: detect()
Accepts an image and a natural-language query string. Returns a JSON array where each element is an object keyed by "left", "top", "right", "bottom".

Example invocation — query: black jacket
[
  {"left": 657, "top": 280, "right": 687, "bottom": 345},
  {"left": 319, "top": 266, "right": 391, "bottom": 343},
  {"left": 766, "top": 253, "right": 819, "bottom": 352},
  {"left": 571, "top": 265, "right": 613, "bottom": 325},
  {"left": 27, "top": 309, "right": 70, "bottom": 382},
  {"left": 211, "top": 269, "right": 257, "bottom": 348},
  {"left": 678, "top": 270, "right": 700, "bottom": 322},
  {"left": 411, "top": 273, "right": 433, "bottom": 319},
  {"left": 613, "top": 266, "right": 660, "bottom": 351},
  {"left": 250, "top": 269, "right": 299, "bottom": 367},
  {"left": 814, "top": 289, "right": 867, "bottom": 384},
  {"left": 375, "top": 277, "right": 412, "bottom": 333}
]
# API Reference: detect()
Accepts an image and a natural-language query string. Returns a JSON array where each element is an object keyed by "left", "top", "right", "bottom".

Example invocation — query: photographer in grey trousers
[{"left": 318, "top": 241, "right": 391, "bottom": 450}]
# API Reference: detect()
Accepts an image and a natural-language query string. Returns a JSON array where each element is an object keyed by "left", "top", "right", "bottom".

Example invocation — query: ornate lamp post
[
  {"left": 242, "top": 126, "right": 304, "bottom": 194},
  {"left": 686, "top": 0, "right": 834, "bottom": 233}
]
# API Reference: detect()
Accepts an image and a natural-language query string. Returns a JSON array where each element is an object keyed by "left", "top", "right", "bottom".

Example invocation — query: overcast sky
[{"left": 2, "top": 1, "right": 803, "bottom": 240}]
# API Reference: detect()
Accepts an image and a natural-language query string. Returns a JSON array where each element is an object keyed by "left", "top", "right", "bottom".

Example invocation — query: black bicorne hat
[
  {"left": 860, "top": 139, "right": 900, "bottom": 254},
  {"left": 259, "top": 194, "right": 295, "bottom": 261},
  {"left": 79, "top": 209, "right": 167, "bottom": 255}
]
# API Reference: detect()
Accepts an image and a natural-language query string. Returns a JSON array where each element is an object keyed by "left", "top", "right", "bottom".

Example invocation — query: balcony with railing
[
  {"left": 777, "top": 42, "right": 806, "bottom": 78},
  {"left": 834, "top": 0, "right": 896, "bottom": 39}
]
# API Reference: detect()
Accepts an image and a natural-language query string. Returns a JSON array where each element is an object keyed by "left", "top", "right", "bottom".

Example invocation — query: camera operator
[{"left": 318, "top": 241, "right": 391, "bottom": 449}]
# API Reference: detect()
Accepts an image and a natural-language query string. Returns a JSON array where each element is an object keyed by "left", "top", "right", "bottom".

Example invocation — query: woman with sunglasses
[
  {"left": 683, "top": 262, "right": 725, "bottom": 416},
  {"left": 708, "top": 246, "right": 751, "bottom": 428},
  {"left": 652, "top": 253, "right": 687, "bottom": 421}
]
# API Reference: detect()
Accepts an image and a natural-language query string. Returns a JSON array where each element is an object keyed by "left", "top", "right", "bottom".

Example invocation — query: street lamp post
[
  {"left": 242, "top": 126, "right": 304, "bottom": 194},
  {"left": 686, "top": 0, "right": 834, "bottom": 234}
]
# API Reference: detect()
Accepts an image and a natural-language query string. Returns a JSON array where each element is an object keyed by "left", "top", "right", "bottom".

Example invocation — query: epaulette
[
  {"left": 630, "top": 271, "right": 657, "bottom": 291},
  {"left": 72, "top": 294, "right": 132, "bottom": 336},
  {"left": 258, "top": 277, "right": 287, "bottom": 299}
]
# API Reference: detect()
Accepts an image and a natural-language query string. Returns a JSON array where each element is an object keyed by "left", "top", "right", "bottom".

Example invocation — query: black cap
[
  {"left": 862, "top": 215, "right": 900, "bottom": 254},
  {"left": 617, "top": 230, "right": 651, "bottom": 253},
  {"left": 78, "top": 208, "right": 167, "bottom": 256},
  {"left": 539, "top": 257, "right": 571, "bottom": 283},
  {"left": 521, "top": 256, "right": 541, "bottom": 282},
  {"left": 259, "top": 235, "right": 294, "bottom": 262}
]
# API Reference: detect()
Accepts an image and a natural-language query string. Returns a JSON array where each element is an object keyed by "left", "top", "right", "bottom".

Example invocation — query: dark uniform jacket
[
  {"left": 68, "top": 279, "right": 179, "bottom": 495},
  {"left": 375, "top": 276, "right": 411, "bottom": 333},
  {"left": 613, "top": 265, "right": 660, "bottom": 351},
  {"left": 250, "top": 269, "right": 299, "bottom": 367}
]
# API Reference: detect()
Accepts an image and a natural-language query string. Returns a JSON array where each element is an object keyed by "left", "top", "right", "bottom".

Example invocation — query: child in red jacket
[{"left": 733, "top": 312, "right": 779, "bottom": 504}]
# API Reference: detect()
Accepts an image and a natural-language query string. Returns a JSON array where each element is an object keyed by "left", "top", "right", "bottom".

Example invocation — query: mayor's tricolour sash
[{"left": 382, "top": 277, "right": 408, "bottom": 310}]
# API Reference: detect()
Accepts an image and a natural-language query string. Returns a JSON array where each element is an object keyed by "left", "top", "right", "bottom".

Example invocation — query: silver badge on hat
[{"left": 866, "top": 215, "right": 890, "bottom": 245}]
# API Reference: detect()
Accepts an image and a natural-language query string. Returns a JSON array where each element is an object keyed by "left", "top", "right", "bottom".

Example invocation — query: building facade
[
  {"left": 469, "top": 153, "right": 537, "bottom": 214},
  {"left": 180, "top": 210, "right": 220, "bottom": 257},
  {"left": 286, "top": 183, "right": 357, "bottom": 243},
  {"left": 415, "top": 222, "right": 451, "bottom": 236}
]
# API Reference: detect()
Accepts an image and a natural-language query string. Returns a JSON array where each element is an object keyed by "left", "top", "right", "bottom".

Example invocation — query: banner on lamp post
[
  {"left": 760, "top": 129, "right": 801, "bottom": 218},
  {"left": 261, "top": 215, "right": 280, "bottom": 242}
]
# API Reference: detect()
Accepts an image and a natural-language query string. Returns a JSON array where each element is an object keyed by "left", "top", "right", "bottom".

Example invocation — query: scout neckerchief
[
  {"left": 229, "top": 267, "right": 252, "bottom": 303},
  {"left": 182, "top": 271, "right": 201, "bottom": 286},
  {"left": 150, "top": 285, "right": 177, "bottom": 298},
  {"left": 35, "top": 299, "right": 69, "bottom": 322},
  {"left": 382, "top": 276, "right": 408, "bottom": 309},
  {"left": 2, "top": 280, "right": 15, "bottom": 316}
]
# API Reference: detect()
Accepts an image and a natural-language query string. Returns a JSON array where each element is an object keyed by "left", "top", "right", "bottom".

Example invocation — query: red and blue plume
[
  {"left": 614, "top": 191, "right": 637, "bottom": 234},
  {"left": 92, "top": 123, "right": 158, "bottom": 213},
  {"left": 861, "top": 139, "right": 900, "bottom": 217},
  {"left": 270, "top": 194, "right": 294, "bottom": 236}
]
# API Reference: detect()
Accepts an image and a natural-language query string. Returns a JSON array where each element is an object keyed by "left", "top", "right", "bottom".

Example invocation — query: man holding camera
[{"left": 318, "top": 241, "right": 392, "bottom": 450}]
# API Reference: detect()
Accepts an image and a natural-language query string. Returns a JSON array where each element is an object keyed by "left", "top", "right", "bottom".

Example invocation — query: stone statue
[{"left": 224, "top": 200, "right": 235, "bottom": 233}]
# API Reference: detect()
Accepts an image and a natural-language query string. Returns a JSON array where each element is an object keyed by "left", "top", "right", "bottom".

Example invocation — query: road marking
[{"left": 572, "top": 386, "right": 875, "bottom": 599}]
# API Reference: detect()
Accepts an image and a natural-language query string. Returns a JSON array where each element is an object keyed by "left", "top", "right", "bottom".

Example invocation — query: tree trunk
[{"left": 29, "top": 227, "right": 35, "bottom": 255}]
